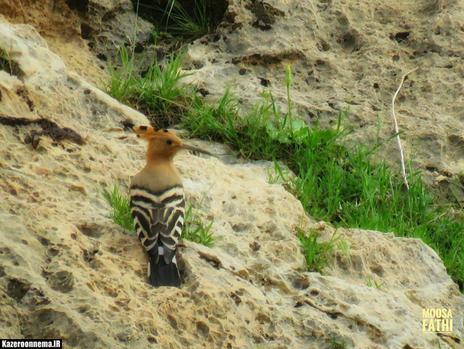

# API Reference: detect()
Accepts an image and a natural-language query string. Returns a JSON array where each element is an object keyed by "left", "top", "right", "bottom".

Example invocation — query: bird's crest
[
  {"left": 133, "top": 125, "right": 215, "bottom": 158},
  {"left": 133, "top": 125, "right": 178, "bottom": 141}
]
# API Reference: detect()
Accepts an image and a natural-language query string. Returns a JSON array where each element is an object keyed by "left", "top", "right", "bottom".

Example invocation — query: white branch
[{"left": 391, "top": 67, "right": 419, "bottom": 190}]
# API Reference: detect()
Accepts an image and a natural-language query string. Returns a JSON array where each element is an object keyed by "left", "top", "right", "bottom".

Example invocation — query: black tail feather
[{"left": 148, "top": 257, "right": 181, "bottom": 287}]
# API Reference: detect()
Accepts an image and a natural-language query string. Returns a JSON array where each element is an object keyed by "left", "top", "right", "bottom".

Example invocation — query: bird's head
[{"left": 133, "top": 125, "right": 214, "bottom": 161}]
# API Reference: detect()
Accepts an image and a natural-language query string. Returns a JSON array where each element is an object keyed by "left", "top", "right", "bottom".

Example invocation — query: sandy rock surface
[
  {"left": 0, "top": 0, "right": 158, "bottom": 86},
  {"left": 0, "top": 20, "right": 463, "bottom": 348},
  {"left": 0, "top": 0, "right": 108, "bottom": 86},
  {"left": 185, "top": 0, "right": 464, "bottom": 190}
]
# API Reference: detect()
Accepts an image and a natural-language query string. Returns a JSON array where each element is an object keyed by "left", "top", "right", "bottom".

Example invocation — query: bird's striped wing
[{"left": 130, "top": 185, "right": 185, "bottom": 264}]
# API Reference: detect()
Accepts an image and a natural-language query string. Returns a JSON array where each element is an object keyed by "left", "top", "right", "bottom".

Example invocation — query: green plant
[
  {"left": 136, "top": 0, "right": 222, "bottom": 40},
  {"left": 139, "top": 52, "right": 190, "bottom": 109},
  {"left": 0, "top": 49, "right": 21, "bottom": 77},
  {"left": 365, "top": 276, "right": 385, "bottom": 290},
  {"left": 298, "top": 229, "right": 347, "bottom": 273},
  {"left": 180, "top": 88, "right": 239, "bottom": 142},
  {"left": 102, "top": 184, "right": 135, "bottom": 232},
  {"left": 326, "top": 333, "right": 349, "bottom": 349},
  {"left": 284, "top": 64, "right": 293, "bottom": 128},
  {"left": 105, "top": 47, "right": 190, "bottom": 124},
  {"left": 181, "top": 89, "right": 308, "bottom": 161},
  {"left": 162, "top": 0, "right": 211, "bottom": 38},
  {"left": 182, "top": 203, "right": 215, "bottom": 246},
  {"left": 106, "top": 46, "right": 137, "bottom": 104},
  {"left": 0, "top": 50, "right": 10, "bottom": 71}
]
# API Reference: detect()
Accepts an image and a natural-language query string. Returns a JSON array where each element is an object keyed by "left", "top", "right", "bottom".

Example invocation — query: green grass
[
  {"left": 102, "top": 185, "right": 134, "bottom": 232},
  {"left": 102, "top": 184, "right": 215, "bottom": 246},
  {"left": 105, "top": 47, "right": 190, "bottom": 126},
  {"left": 161, "top": 0, "right": 212, "bottom": 38},
  {"left": 365, "top": 276, "right": 385, "bottom": 290},
  {"left": 182, "top": 203, "right": 215, "bottom": 246},
  {"left": 326, "top": 333, "right": 349, "bottom": 349},
  {"left": 0, "top": 49, "right": 21, "bottom": 77},
  {"left": 0, "top": 50, "right": 9, "bottom": 71},
  {"left": 135, "top": 0, "right": 225, "bottom": 40},
  {"left": 298, "top": 229, "right": 349, "bottom": 273},
  {"left": 106, "top": 51, "right": 464, "bottom": 291}
]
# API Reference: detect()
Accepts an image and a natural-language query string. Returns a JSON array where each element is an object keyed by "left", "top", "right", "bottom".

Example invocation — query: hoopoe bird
[{"left": 130, "top": 126, "right": 213, "bottom": 287}]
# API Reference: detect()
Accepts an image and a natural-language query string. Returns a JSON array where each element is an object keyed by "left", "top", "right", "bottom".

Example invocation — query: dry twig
[{"left": 391, "top": 67, "right": 419, "bottom": 190}]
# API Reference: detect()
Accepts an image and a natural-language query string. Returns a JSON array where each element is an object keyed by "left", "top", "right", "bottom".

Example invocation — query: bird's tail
[{"left": 148, "top": 256, "right": 181, "bottom": 287}]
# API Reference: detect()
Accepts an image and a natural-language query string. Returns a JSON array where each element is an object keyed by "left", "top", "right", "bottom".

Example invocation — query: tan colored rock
[
  {"left": 0, "top": 20, "right": 463, "bottom": 349},
  {"left": 0, "top": 0, "right": 106, "bottom": 86},
  {"left": 0, "top": 0, "right": 156, "bottom": 86},
  {"left": 436, "top": 175, "right": 449, "bottom": 182}
]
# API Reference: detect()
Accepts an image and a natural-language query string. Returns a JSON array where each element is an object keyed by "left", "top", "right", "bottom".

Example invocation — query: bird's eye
[{"left": 166, "top": 140, "right": 173, "bottom": 146}]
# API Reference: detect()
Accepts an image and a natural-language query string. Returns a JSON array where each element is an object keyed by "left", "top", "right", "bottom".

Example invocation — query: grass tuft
[
  {"left": 135, "top": 0, "right": 227, "bottom": 40},
  {"left": 102, "top": 185, "right": 135, "bottom": 232},
  {"left": 182, "top": 204, "right": 215, "bottom": 246},
  {"left": 105, "top": 47, "right": 190, "bottom": 127},
  {"left": 365, "top": 276, "right": 385, "bottom": 290},
  {"left": 0, "top": 50, "right": 10, "bottom": 71},
  {"left": 298, "top": 229, "right": 348, "bottom": 273},
  {"left": 162, "top": 0, "right": 212, "bottom": 38},
  {"left": 326, "top": 333, "right": 349, "bottom": 349}
]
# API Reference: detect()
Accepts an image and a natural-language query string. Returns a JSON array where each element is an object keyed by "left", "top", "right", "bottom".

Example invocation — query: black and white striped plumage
[
  {"left": 130, "top": 184, "right": 185, "bottom": 287},
  {"left": 130, "top": 125, "right": 213, "bottom": 287}
]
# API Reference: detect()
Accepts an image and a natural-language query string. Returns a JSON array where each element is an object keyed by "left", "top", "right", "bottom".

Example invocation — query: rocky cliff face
[
  {"left": 186, "top": 0, "right": 464, "bottom": 193},
  {"left": 0, "top": 2, "right": 464, "bottom": 349}
]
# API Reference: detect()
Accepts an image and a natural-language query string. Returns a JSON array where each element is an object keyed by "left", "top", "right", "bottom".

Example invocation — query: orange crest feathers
[
  {"left": 133, "top": 125, "right": 173, "bottom": 140},
  {"left": 133, "top": 125, "right": 215, "bottom": 158}
]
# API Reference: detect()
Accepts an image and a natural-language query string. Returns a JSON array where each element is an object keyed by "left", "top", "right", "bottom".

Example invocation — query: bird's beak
[{"left": 181, "top": 144, "right": 216, "bottom": 157}]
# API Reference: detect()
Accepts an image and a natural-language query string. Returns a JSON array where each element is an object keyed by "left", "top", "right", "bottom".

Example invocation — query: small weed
[
  {"left": 180, "top": 88, "right": 239, "bottom": 143},
  {"left": 365, "top": 276, "right": 385, "bottom": 290},
  {"left": 298, "top": 229, "right": 348, "bottom": 273},
  {"left": 102, "top": 185, "right": 135, "bottom": 232},
  {"left": 182, "top": 204, "right": 215, "bottom": 246},
  {"left": 0, "top": 49, "right": 22, "bottom": 77},
  {"left": 105, "top": 45, "right": 137, "bottom": 104},
  {"left": 162, "top": 0, "right": 211, "bottom": 38},
  {"left": 326, "top": 333, "right": 349, "bottom": 349},
  {"left": 136, "top": 52, "right": 190, "bottom": 112},
  {"left": 0, "top": 50, "right": 10, "bottom": 71},
  {"left": 181, "top": 187, "right": 216, "bottom": 246},
  {"left": 103, "top": 184, "right": 215, "bottom": 246},
  {"left": 134, "top": 0, "right": 227, "bottom": 40},
  {"left": 180, "top": 89, "right": 306, "bottom": 161},
  {"left": 105, "top": 47, "right": 190, "bottom": 127}
]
